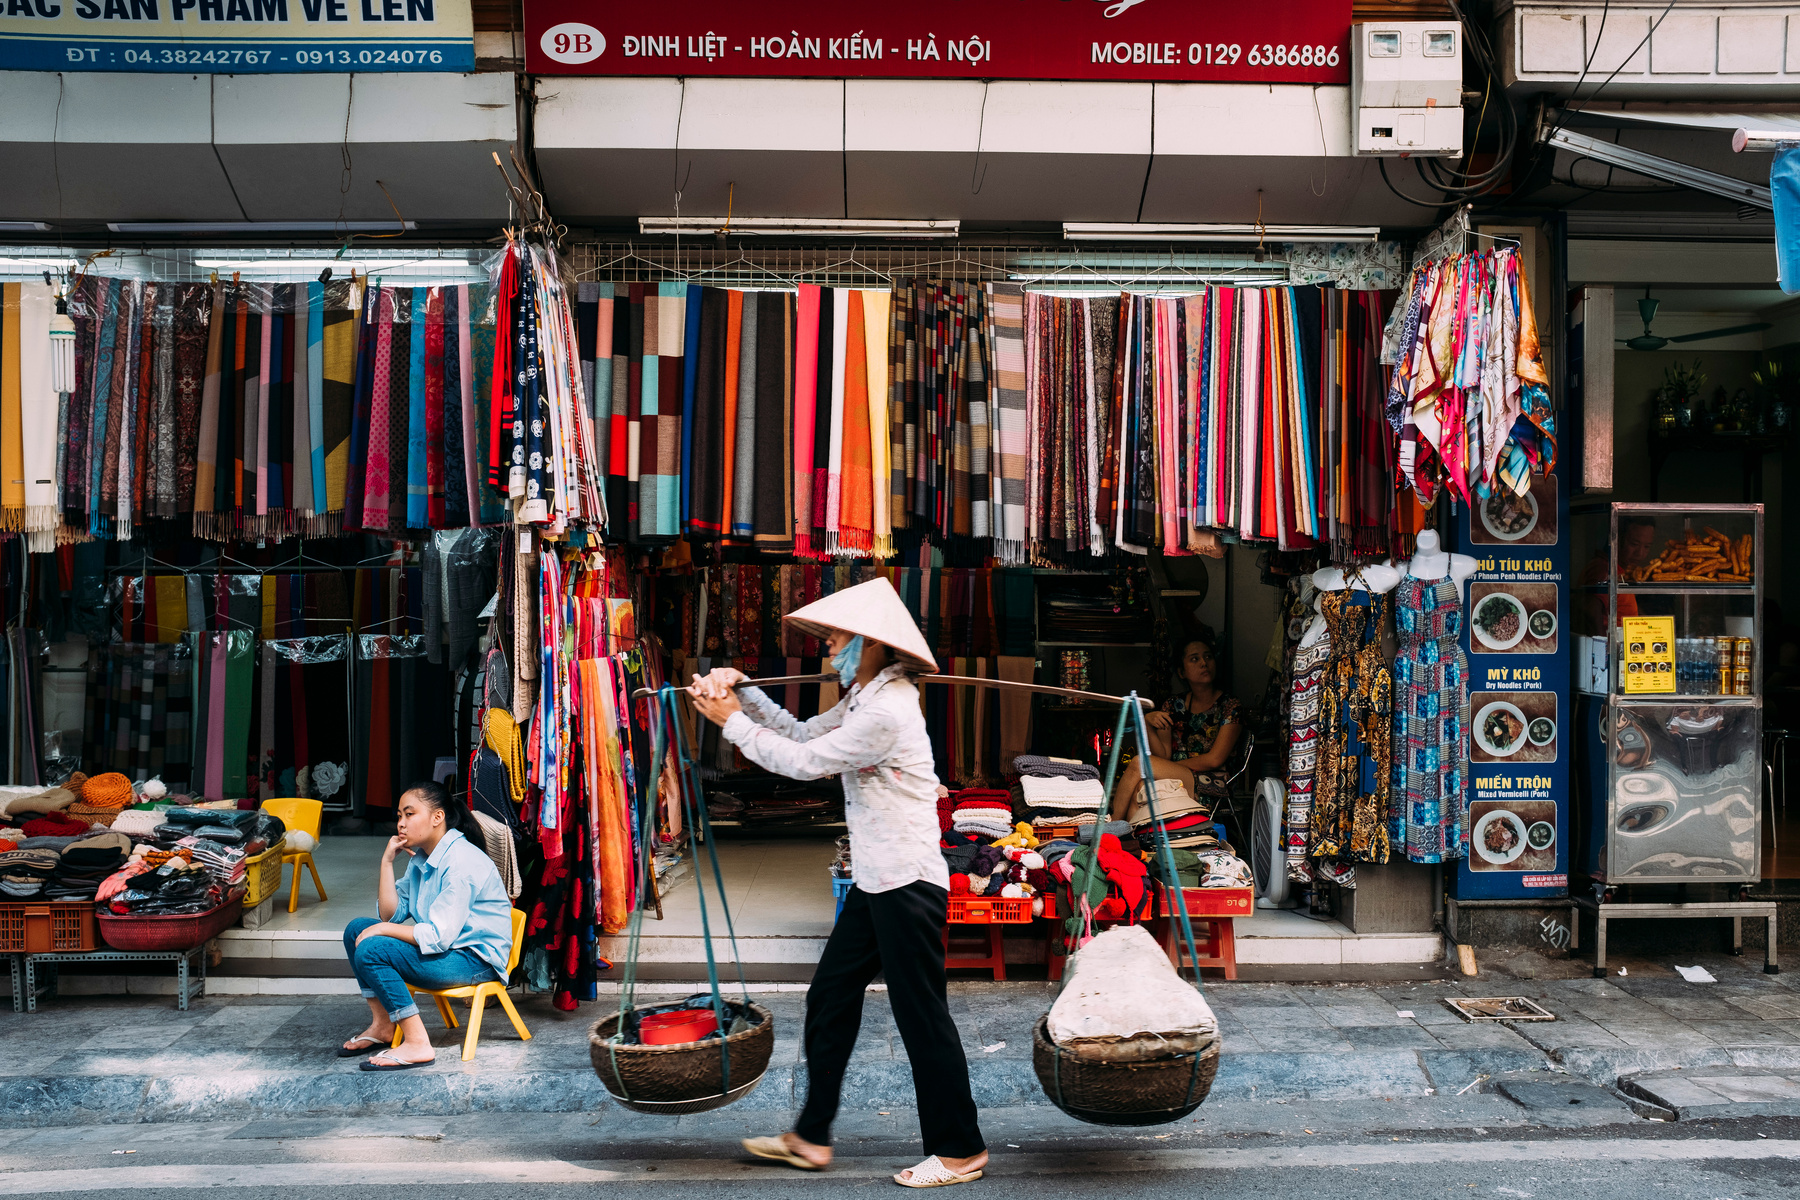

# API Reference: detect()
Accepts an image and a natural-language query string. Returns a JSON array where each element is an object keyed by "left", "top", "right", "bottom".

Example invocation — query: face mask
[{"left": 830, "top": 635, "right": 865, "bottom": 688}]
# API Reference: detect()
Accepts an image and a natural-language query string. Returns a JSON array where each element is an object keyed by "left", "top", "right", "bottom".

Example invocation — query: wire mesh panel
[{"left": 564, "top": 242, "right": 1292, "bottom": 292}]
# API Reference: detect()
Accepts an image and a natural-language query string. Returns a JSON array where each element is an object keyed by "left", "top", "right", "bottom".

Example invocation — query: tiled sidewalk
[{"left": 4, "top": 950, "right": 1799, "bottom": 1125}]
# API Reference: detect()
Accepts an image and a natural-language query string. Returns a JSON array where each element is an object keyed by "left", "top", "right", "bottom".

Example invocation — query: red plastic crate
[
  {"left": 0, "top": 902, "right": 100, "bottom": 953},
  {"left": 947, "top": 896, "right": 1036, "bottom": 924},
  {"left": 1154, "top": 884, "right": 1254, "bottom": 918},
  {"left": 98, "top": 896, "right": 243, "bottom": 952}
]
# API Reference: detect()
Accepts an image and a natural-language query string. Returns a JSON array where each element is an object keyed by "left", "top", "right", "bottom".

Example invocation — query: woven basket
[
  {"left": 1031, "top": 1014, "right": 1219, "bottom": 1127},
  {"left": 588, "top": 1002, "right": 774, "bottom": 1115}
]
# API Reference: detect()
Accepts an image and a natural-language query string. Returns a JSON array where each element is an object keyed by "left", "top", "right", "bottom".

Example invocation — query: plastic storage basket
[
  {"left": 0, "top": 901, "right": 101, "bottom": 953},
  {"left": 240, "top": 838, "right": 287, "bottom": 908}
]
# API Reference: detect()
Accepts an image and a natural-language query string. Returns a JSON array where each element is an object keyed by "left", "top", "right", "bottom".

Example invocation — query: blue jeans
[{"left": 343, "top": 917, "right": 501, "bottom": 1022}]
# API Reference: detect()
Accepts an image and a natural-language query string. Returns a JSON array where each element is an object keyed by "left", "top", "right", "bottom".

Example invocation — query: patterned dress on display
[
  {"left": 1310, "top": 588, "right": 1393, "bottom": 870},
  {"left": 1284, "top": 634, "right": 1329, "bottom": 883},
  {"left": 1390, "top": 575, "right": 1469, "bottom": 862}
]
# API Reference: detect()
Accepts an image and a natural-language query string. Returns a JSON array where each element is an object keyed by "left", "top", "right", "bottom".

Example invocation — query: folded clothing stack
[
  {"left": 951, "top": 792, "right": 1014, "bottom": 840},
  {"left": 0, "top": 847, "right": 59, "bottom": 897},
  {"left": 109, "top": 809, "right": 166, "bottom": 838},
  {"left": 178, "top": 837, "right": 248, "bottom": 887},
  {"left": 1032, "top": 811, "right": 1098, "bottom": 830},
  {"left": 1018, "top": 775, "right": 1107, "bottom": 811},
  {"left": 1135, "top": 811, "right": 1220, "bottom": 853},
  {"left": 108, "top": 860, "right": 222, "bottom": 916},
  {"left": 1013, "top": 755, "right": 1100, "bottom": 782},
  {"left": 1075, "top": 820, "right": 1136, "bottom": 845},
  {"left": 1124, "top": 776, "right": 1212, "bottom": 830},
  {"left": 44, "top": 831, "right": 132, "bottom": 900},
  {"left": 22, "top": 812, "right": 93, "bottom": 839}
]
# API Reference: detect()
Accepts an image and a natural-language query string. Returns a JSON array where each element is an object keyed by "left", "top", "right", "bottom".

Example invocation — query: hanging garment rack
[{"left": 633, "top": 672, "right": 1154, "bottom": 708}]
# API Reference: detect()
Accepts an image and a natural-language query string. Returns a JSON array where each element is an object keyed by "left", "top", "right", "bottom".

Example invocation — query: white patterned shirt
[{"left": 722, "top": 664, "right": 949, "bottom": 895}]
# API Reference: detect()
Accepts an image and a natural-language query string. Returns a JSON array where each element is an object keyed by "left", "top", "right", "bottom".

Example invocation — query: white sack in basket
[{"left": 1047, "top": 925, "right": 1217, "bottom": 1062}]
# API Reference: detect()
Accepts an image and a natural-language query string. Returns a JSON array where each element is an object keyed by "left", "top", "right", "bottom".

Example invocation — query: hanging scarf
[
  {"left": 752, "top": 290, "right": 795, "bottom": 553},
  {"left": 793, "top": 284, "right": 821, "bottom": 558},
  {"left": 836, "top": 290, "right": 873, "bottom": 556},
  {"left": 984, "top": 282, "right": 1027, "bottom": 564}
]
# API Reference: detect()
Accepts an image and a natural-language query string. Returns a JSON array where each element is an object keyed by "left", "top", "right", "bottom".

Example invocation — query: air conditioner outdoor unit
[{"left": 1352, "top": 21, "right": 1464, "bottom": 157}]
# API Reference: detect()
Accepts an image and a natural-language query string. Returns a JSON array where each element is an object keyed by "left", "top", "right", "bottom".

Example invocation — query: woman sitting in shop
[
  {"left": 338, "top": 781, "right": 513, "bottom": 1072},
  {"left": 688, "top": 577, "right": 988, "bottom": 1190},
  {"left": 1110, "top": 637, "right": 1244, "bottom": 821}
]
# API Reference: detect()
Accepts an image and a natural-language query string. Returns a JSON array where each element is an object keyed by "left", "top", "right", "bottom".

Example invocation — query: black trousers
[{"left": 794, "top": 880, "right": 986, "bottom": 1159}]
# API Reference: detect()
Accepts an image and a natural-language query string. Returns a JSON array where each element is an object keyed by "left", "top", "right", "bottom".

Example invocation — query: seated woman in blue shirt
[{"left": 339, "top": 781, "right": 514, "bottom": 1071}]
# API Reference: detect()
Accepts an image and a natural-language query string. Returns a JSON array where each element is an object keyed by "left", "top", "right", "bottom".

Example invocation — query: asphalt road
[{"left": 5, "top": 1110, "right": 1798, "bottom": 1200}]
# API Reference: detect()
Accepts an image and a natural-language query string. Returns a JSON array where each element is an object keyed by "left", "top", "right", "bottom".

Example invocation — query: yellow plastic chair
[
  {"left": 391, "top": 908, "right": 532, "bottom": 1062},
  {"left": 262, "top": 797, "right": 327, "bottom": 914}
]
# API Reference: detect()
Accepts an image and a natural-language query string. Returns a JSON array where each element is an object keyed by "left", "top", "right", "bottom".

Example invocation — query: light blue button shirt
[{"left": 390, "top": 830, "right": 514, "bottom": 975}]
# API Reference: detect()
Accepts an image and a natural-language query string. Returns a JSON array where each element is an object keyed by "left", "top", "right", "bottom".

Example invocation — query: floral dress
[
  {"left": 1311, "top": 590, "right": 1393, "bottom": 868},
  {"left": 1165, "top": 693, "right": 1242, "bottom": 758},
  {"left": 1161, "top": 693, "right": 1242, "bottom": 796},
  {"left": 1391, "top": 575, "right": 1469, "bottom": 862}
]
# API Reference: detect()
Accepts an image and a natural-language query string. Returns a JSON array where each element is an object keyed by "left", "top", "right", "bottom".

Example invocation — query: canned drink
[
  {"left": 1719, "top": 666, "right": 1735, "bottom": 694},
  {"left": 1733, "top": 667, "right": 1752, "bottom": 696},
  {"left": 1733, "top": 637, "right": 1754, "bottom": 668},
  {"left": 1716, "top": 635, "right": 1737, "bottom": 666}
]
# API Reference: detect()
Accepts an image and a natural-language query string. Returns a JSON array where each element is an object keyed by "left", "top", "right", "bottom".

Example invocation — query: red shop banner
[{"left": 524, "top": 0, "right": 1352, "bottom": 83}]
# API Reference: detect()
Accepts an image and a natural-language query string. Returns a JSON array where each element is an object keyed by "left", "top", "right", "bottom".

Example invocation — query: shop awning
[
  {"left": 0, "top": 71, "right": 518, "bottom": 230},
  {"left": 533, "top": 78, "right": 1434, "bottom": 229}
]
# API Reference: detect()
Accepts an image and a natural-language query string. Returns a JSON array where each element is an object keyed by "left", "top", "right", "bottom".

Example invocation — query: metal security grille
[{"left": 565, "top": 242, "right": 1290, "bottom": 291}]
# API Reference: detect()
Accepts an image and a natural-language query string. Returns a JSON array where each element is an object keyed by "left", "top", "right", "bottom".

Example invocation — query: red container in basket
[
  {"left": 98, "top": 896, "right": 243, "bottom": 952},
  {"left": 639, "top": 1008, "right": 719, "bottom": 1045}
]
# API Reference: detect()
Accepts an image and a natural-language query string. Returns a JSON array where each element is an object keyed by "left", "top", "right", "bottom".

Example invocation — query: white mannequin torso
[
  {"left": 1312, "top": 564, "right": 1402, "bottom": 595},
  {"left": 1397, "top": 530, "right": 1479, "bottom": 589}
]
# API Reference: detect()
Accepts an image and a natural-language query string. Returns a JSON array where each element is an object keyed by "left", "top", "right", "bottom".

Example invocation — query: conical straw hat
[{"left": 782, "top": 577, "right": 939, "bottom": 674}]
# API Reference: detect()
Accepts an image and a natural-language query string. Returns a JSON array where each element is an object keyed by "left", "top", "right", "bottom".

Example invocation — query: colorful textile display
[{"left": 1382, "top": 246, "right": 1553, "bottom": 508}]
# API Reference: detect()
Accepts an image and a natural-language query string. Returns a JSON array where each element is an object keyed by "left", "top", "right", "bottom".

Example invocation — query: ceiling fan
[{"left": 1618, "top": 288, "right": 1771, "bottom": 351}]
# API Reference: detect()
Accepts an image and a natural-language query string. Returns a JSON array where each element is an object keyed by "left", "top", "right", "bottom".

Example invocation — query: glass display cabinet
[{"left": 1570, "top": 503, "right": 1778, "bottom": 976}]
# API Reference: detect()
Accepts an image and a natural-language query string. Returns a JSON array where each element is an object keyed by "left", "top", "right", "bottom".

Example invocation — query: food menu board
[
  {"left": 1620, "top": 616, "right": 1676, "bottom": 694},
  {"left": 1453, "top": 471, "right": 1571, "bottom": 900}
]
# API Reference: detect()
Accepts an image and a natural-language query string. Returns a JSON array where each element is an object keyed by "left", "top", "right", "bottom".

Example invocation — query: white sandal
[{"left": 894, "top": 1156, "right": 984, "bottom": 1188}]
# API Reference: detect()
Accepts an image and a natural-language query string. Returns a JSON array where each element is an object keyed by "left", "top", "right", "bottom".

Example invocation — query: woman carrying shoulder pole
[{"left": 688, "top": 577, "right": 988, "bottom": 1189}]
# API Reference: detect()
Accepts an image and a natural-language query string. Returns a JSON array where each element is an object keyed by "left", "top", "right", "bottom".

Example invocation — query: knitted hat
[
  {"left": 781, "top": 577, "right": 938, "bottom": 674},
  {"left": 80, "top": 773, "right": 136, "bottom": 811}
]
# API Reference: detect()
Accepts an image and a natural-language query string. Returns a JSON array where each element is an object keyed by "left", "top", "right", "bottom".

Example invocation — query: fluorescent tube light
[
  {"left": 0, "top": 222, "right": 51, "bottom": 233},
  {"left": 197, "top": 259, "right": 398, "bottom": 273},
  {"left": 1542, "top": 127, "right": 1771, "bottom": 209},
  {"left": 639, "top": 217, "right": 959, "bottom": 239},
  {"left": 1009, "top": 272, "right": 1288, "bottom": 285},
  {"left": 0, "top": 256, "right": 77, "bottom": 271},
  {"left": 107, "top": 221, "right": 416, "bottom": 234},
  {"left": 1063, "top": 223, "right": 1381, "bottom": 243}
]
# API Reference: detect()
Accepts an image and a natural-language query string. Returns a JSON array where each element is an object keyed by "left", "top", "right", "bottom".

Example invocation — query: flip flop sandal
[
  {"left": 894, "top": 1156, "right": 984, "bottom": 1188},
  {"left": 360, "top": 1050, "right": 434, "bottom": 1072},
  {"left": 336, "top": 1035, "right": 387, "bottom": 1058},
  {"left": 742, "top": 1136, "right": 826, "bottom": 1172}
]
